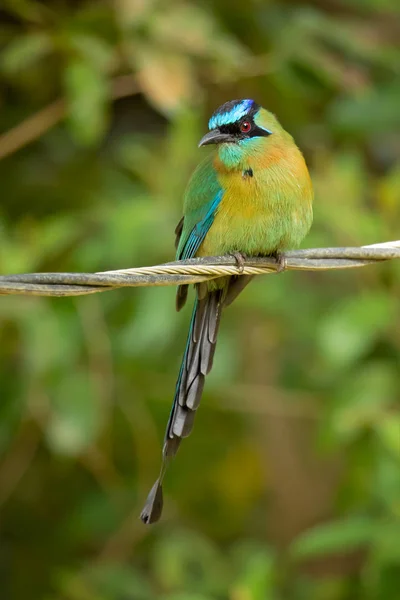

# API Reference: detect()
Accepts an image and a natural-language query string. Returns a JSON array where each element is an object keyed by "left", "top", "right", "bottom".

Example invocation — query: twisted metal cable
[{"left": 0, "top": 240, "right": 399, "bottom": 297}]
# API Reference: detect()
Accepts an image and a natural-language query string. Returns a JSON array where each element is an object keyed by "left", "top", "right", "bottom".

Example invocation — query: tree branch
[{"left": 0, "top": 74, "right": 139, "bottom": 161}]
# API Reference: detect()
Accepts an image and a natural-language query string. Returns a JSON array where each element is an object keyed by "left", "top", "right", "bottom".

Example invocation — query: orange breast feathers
[
  {"left": 213, "top": 142, "right": 313, "bottom": 218},
  {"left": 196, "top": 143, "right": 313, "bottom": 257}
]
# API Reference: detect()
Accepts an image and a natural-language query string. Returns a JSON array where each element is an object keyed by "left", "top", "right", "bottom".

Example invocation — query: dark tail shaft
[{"left": 140, "top": 286, "right": 224, "bottom": 524}]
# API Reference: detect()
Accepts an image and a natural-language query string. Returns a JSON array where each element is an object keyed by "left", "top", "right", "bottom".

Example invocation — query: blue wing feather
[{"left": 178, "top": 190, "right": 223, "bottom": 260}]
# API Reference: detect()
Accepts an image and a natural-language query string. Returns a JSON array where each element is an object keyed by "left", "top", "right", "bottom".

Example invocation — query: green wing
[{"left": 176, "top": 154, "right": 223, "bottom": 260}]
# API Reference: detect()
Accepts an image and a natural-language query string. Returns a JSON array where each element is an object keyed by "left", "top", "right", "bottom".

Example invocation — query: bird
[{"left": 140, "top": 98, "right": 313, "bottom": 524}]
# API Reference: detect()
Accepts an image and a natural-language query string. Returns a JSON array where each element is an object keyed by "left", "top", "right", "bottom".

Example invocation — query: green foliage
[
  {"left": 0, "top": 0, "right": 399, "bottom": 599},
  {"left": 290, "top": 516, "right": 377, "bottom": 559},
  {"left": 64, "top": 58, "right": 109, "bottom": 145}
]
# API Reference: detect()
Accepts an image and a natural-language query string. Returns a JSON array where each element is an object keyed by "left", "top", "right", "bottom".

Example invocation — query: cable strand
[{"left": 0, "top": 241, "right": 399, "bottom": 297}]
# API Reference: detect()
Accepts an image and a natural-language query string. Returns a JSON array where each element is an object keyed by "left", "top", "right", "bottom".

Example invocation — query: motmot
[{"left": 141, "top": 99, "right": 313, "bottom": 523}]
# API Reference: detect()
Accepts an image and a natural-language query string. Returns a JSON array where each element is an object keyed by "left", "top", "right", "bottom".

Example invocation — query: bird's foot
[
  {"left": 272, "top": 251, "right": 287, "bottom": 273},
  {"left": 231, "top": 252, "right": 247, "bottom": 274}
]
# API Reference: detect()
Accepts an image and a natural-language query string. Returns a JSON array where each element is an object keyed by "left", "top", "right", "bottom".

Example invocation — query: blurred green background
[{"left": 0, "top": 1, "right": 399, "bottom": 599}]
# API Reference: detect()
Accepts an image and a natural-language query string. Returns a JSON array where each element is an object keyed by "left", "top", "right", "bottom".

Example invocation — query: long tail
[
  {"left": 140, "top": 275, "right": 253, "bottom": 524},
  {"left": 140, "top": 285, "right": 223, "bottom": 523}
]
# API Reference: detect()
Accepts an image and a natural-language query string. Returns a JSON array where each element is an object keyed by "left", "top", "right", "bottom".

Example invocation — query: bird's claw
[
  {"left": 274, "top": 251, "right": 287, "bottom": 273},
  {"left": 231, "top": 252, "right": 247, "bottom": 274}
]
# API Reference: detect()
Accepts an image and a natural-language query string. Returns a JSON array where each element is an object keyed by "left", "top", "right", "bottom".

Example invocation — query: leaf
[
  {"left": 1, "top": 33, "right": 52, "bottom": 74},
  {"left": 118, "top": 286, "right": 176, "bottom": 357},
  {"left": 291, "top": 516, "right": 377, "bottom": 560},
  {"left": 150, "top": 3, "right": 249, "bottom": 64},
  {"left": 161, "top": 595, "right": 211, "bottom": 600},
  {"left": 2, "top": 0, "right": 48, "bottom": 23},
  {"left": 330, "top": 362, "right": 398, "bottom": 440},
  {"left": 134, "top": 46, "right": 198, "bottom": 115},
  {"left": 115, "top": 0, "right": 157, "bottom": 26},
  {"left": 372, "top": 522, "right": 400, "bottom": 566},
  {"left": 55, "top": 564, "right": 153, "bottom": 600},
  {"left": 86, "top": 563, "right": 153, "bottom": 600},
  {"left": 67, "top": 33, "right": 116, "bottom": 72},
  {"left": 152, "top": 531, "right": 228, "bottom": 594},
  {"left": 231, "top": 542, "right": 275, "bottom": 600},
  {"left": 66, "top": 490, "right": 122, "bottom": 544},
  {"left": 45, "top": 371, "right": 101, "bottom": 456},
  {"left": 374, "top": 460, "right": 400, "bottom": 514},
  {"left": 329, "top": 84, "right": 400, "bottom": 135},
  {"left": 64, "top": 58, "right": 109, "bottom": 145},
  {"left": 318, "top": 292, "right": 395, "bottom": 368},
  {"left": 21, "top": 306, "right": 80, "bottom": 375},
  {"left": 376, "top": 414, "right": 400, "bottom": 459}
]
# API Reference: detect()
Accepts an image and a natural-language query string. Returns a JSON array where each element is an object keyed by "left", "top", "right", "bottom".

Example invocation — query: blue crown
[{"left": 208, "top": 99, "right": 257, "bottom": 130}]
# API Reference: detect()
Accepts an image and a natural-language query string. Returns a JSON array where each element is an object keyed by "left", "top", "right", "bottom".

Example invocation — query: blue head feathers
[
  {"left": 198, "top": 98, "right": 272, "bottom": 153},
  {"left": 208, "top": 99, "right": 257, "bottom": 130}
]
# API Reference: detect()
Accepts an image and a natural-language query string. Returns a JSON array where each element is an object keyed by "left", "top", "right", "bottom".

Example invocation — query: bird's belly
[{"left": 198, "top": 200, "right": 310, "bottom": 257}]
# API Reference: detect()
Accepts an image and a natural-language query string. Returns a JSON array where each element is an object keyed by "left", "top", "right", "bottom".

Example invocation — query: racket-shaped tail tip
[{"left": 140, "top": 478, "right": 163, "bottom": 525}]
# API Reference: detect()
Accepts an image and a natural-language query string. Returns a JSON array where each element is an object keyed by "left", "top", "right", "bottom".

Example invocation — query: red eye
[{"left": 240, "top": 120, "right": 251, "bottom": 133}]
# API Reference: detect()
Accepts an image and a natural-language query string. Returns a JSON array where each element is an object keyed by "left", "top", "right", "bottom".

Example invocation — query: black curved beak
[{"left": 198, "top": 129, "right": 235, "bottom": 147}]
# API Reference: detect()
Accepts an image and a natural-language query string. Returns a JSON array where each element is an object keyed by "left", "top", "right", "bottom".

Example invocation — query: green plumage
[
  {"left": 176, "top": 154, "right": 222, "bottom": 259},
  {"left": 141, "top": 99, "right": 313, "bottom": 524}
]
